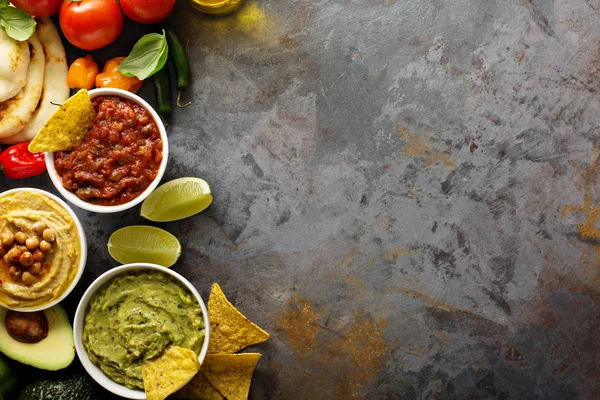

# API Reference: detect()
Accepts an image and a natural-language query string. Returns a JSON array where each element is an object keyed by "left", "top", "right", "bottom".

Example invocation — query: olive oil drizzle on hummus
[{"left": 82, "top": 271, "right": 205, "bottom": 390}]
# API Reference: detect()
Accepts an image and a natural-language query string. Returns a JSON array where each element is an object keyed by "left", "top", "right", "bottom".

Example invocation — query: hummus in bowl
[
  {"left": 74, "top": 263, "right": 210, "bottom": 399},
  {"left": 0, "top": 188, "right": 86, "bottom": 311}
]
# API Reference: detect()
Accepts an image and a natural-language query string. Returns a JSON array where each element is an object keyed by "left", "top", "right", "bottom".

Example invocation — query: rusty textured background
[{"left": 2, "top": 0, "right": 600, "bottom": 398}]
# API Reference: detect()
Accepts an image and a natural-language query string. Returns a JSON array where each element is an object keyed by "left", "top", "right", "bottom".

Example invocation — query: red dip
[{"left": 54, "top": 96, "right": 163, "bottom": 206}]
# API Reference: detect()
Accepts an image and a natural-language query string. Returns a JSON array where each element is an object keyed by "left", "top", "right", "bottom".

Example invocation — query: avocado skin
[
  {"left": 0, "top": 354, "right": 19, "bottom": 398},
  {"left": 17, "top": 373, "right": 117, "bottom": 400}
]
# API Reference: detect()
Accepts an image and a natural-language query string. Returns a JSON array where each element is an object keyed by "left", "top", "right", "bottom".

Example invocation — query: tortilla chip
[
  {"left": 28, "top": 89, "right": 95, "bottom": 153},
  {"left": 208, "top": 283, "right": 270, "bottom": 354},
  {"left": 201, "top": 354, "right": 261, "bottom": 400},
  {"left": 142, "top": 346, "right": 201, "bottom": 400},
  {"left": 174, "top": 371, "right": 224, "bottom": 400}
]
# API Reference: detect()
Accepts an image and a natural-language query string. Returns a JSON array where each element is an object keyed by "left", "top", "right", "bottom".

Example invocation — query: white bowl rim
[
  {"left": 45, "top": 88, "right": 169, "bottom": 214},
  {"left": 73, "top": 263, "right": 210, "bottom": 399},
  {"left": 0, "top": 187, "right": 87, "bottom": 312}
]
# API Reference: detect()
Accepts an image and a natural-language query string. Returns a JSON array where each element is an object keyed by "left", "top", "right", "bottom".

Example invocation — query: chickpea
[
  {"left": 32, "top": 222, "right": 47, "bottom": 236},
  {"left": 42, "top": 229, "right": 56, "bottom": 243},
  {"left": 26, "top": 236, "right": 40, "bottom": 251},
  {"left": 39, "top": 240, "right": 52, "bottom": 253},
  {"left": 33, "top": 249, "right": 44, "bottom": 262},
  {"left": 18, "top": 245, "right": 28, "bottom": 254},
  {"left": 29, "top": 262, "right": 42, "bottom": 276},
  {"left": 4, "top": 246, "right": 22, "bottom": 262},
  {"left": 1, "top": 230, "right": 14, "bottom": 246},
  {"left": 19, "top": 252, "right": 34, "bottom": 267},
  {"left": 14, "top": 232, "right": 27, "bottom": 244},
  {"left": 21, "top": 271, "right": 35, "bottom": 286},
  {"left": 9, "top": 266, "right": 21, "bottom": 279}
]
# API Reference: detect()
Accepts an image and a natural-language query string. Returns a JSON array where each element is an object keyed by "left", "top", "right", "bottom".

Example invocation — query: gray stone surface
[{"left": 2, "top": 0, "right": 600, "bottom": 398}]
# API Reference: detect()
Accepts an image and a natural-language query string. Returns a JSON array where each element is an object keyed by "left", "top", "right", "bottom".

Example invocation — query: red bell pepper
[{"left": 0, "top": 142, "right": 46, "bottom": 179}]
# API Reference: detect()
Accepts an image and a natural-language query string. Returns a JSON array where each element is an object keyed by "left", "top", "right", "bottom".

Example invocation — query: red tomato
[
  {"left": 59, "top": 0, "right": 123, "bottom": 51},
  {"left": 119, "top": 0, "right": 176, "bottom": 24},
  {"left": 9, "top": 0, "right": 62, "bottom": 17}
]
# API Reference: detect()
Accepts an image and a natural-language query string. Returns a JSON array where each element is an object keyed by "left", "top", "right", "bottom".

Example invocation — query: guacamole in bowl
[
  {"left": 82, "top": 271, "right": 205, "bottom": 389},
  {"left": 74, "top": 263, "right": 210, "bottom": 399}
]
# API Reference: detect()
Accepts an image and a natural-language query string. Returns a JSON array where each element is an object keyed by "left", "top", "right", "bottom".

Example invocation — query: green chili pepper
[
  {"left": 165, "top": 28, "right": 191, "bottom": 108},
  {"left": 152, "top": 66, "right": 172, "bottom": 115}
]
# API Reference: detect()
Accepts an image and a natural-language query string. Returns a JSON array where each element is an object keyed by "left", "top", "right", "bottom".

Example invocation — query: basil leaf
[
  {"left": 119, "top": 30, "right": 169, "bottom": 81},
  {"left": 0, "top": 6, "right": 36, "bottom": 41},
  {"left": 0, "top": 1, "right": 9, "bottom": 7}
]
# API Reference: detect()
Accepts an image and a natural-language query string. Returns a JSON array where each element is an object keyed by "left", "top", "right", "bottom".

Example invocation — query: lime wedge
[
  {"left": 107, "top": 226, "right": 181, "bottom": 267},
  {"left": 140, "top": 177, "right": 213, "bottom": 222}
]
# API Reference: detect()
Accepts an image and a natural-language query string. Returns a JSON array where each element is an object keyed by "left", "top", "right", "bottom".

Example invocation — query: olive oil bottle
[{"left": 188, "top": 0, "right": 244, "bottom": 15}]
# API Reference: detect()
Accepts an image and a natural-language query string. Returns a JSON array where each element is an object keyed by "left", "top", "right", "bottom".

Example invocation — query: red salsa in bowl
[{"left": 54, "top": 96, "right": 163, "bottom": 206}]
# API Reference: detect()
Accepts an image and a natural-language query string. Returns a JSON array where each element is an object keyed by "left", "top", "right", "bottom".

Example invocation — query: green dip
[{"left": 82, "top": 271, "right": 205, "bottom": 389}]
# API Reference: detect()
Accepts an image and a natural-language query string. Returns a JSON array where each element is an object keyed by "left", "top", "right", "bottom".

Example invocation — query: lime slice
[
  {"left": 107, "top": 226, "right": 181, "bottom": 267},
  {"left": 140, "top": 177, "right": 213, "bottom": 222}
]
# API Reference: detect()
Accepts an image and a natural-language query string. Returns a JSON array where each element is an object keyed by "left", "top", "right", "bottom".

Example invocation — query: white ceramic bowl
[
  {"left": 73, "top": 263, "right": 210, "bottom": 399},
  {"left": 0, "top": 188, "right": 87, "bottom": 312},
  {"left": 45, "top": 88, "right": 169, "bottom": 213}
]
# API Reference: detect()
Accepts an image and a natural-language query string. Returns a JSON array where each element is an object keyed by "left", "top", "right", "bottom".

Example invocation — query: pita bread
[
  {"left": 0, "top": 18, "right": 69, "bottom": 144},
  {"left": 0, "top": 32, "right": 44, "bottom": 138},
  {"left": 0, "top": 27, "right": 30, "bottom": 103}
]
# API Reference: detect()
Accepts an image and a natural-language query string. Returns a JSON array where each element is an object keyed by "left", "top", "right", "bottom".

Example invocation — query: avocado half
[{"left": 0, "top": 305, "right": 75, "bottom": 370}]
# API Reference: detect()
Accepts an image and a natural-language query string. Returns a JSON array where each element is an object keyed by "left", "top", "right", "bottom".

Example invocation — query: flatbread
[
  {"left": 0, "top": 27, "right": 30, "bottom": 102},
  {"left": 0, "top": 32, "right": 44, "bottom": 138},
  {"left": 0, "top": 18, "right": 69, "bottom": 144}
]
